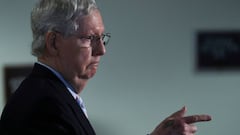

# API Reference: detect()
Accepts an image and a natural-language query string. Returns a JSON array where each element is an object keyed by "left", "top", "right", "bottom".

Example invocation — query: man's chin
[
  {"left": 80, "top": 71, "right": 97, "bottom": 80},
  {"left": 88, "top": 71, "right": 97, "bottom": 79}
]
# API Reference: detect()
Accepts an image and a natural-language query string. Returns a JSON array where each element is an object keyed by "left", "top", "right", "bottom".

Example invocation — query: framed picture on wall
[
  {"left": 4, "top": 64, "right": 33, "bottom": 102},
  {"left": 196, "top": 30, "right": 240, "bottom": 71}
]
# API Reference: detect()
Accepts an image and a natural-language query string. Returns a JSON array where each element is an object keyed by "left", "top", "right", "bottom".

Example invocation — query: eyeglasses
[{"left": 78, "top": 33, "right": 111, "bottom": 46}]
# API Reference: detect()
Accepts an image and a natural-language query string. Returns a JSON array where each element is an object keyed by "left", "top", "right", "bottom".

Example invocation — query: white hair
[{"left": 31, "top": 0, "right": 98, "bottom": 57}]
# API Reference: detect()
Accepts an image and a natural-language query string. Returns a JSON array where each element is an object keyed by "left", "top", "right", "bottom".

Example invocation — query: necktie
[{"left": 76, "top": 96, "right": 88, "bottom": 118}]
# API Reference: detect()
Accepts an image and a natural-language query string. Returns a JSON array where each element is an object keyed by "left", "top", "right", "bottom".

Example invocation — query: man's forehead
[{"left": 75, "top": 10, "right": 105, "bottom": 34}]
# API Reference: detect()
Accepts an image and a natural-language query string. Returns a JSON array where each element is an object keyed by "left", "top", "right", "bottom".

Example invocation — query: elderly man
[{"left": 0, "top": 0, "right": 211, "bottom": 135}]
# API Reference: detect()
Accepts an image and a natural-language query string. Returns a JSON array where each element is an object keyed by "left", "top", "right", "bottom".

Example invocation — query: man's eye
[{"left": 86, "top": 36, "right": 93, "bottom": 40}]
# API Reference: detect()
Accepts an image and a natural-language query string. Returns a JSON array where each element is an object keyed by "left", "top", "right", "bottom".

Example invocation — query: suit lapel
[{"left": 54, "top": 83, "right": 96, "bottom": 135}]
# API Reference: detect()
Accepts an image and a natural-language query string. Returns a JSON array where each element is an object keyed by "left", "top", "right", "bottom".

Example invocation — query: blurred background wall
[{"left": 1, "top": 0, "right": 240, "bottom": 135}]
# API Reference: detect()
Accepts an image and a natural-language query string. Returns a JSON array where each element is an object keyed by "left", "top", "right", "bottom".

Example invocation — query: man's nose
[{"left": 92, "top": 40, "right": 106, "bottom": 56}]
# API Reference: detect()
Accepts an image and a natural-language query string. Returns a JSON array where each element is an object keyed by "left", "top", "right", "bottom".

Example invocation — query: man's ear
[{"left": 45, "top": 32, "right": 58, "bottom": 55}]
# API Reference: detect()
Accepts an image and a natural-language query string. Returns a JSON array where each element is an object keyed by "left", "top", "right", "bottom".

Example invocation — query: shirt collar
[{"left": 36, "top": 62, "right": 80, "bottom": 99}]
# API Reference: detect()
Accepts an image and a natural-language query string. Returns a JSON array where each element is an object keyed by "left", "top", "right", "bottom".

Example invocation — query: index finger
[{"left": 183, "top": 114, "right": 212, "bottom": 124}]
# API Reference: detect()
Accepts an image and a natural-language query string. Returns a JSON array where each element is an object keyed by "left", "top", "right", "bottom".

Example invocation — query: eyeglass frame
[
  {"left": 77, "top": 33, "right": 111, "bottom": 47},
  {"left": 53, "top": 31, "right": 111, "bottom": 48}
]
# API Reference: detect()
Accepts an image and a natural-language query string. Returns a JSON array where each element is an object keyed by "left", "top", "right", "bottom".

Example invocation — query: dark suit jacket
[{"left": 0, "top": 63, "right": 96, "bottom": 135}]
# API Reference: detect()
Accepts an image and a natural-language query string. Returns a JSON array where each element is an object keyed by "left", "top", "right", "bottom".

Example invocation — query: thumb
[{"left": 169, "top": 106, "right": 187, "bottom": 118}]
